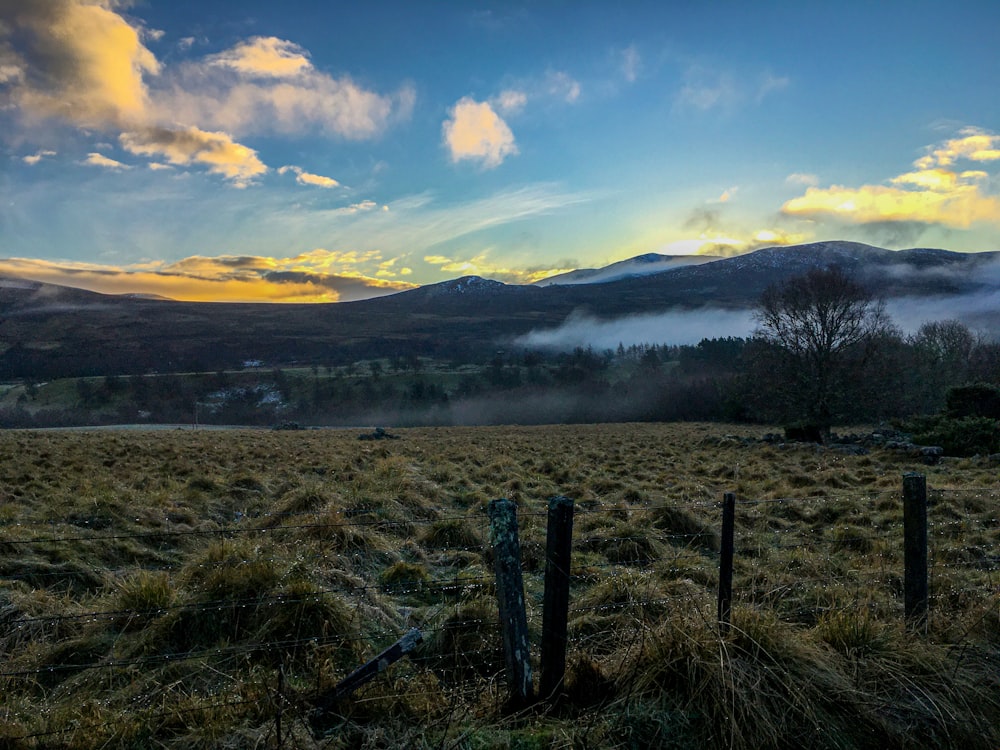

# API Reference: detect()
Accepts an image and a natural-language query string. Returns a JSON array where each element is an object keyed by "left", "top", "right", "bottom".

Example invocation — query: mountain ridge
[{"left": 0, "top": 241, "right": 997, "bottom": 379}]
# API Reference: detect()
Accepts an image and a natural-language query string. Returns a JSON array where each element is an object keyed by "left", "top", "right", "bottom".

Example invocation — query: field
[{"left": 0, "top": 423, "right": 998, "bottom": 749}]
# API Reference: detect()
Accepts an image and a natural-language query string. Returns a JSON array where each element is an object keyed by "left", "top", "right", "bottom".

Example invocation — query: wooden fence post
[
  {"left": 488, "top": 498, "right": 534, "bottom": 708},
  {"left": 903, "top": 473, "right": 928, "bottom": 632},
  {"left": 718, "top": 492, "right": 736, "bottom": 635},
  {"left": 540, "top": 495, "right": 574, "bottom": 699},
  {"left": 310, "top": 628, "right": 424, "bottom": 715}
]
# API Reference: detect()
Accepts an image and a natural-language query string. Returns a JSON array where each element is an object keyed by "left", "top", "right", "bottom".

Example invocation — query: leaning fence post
[
  {"left": 718, "top": 491, "right": 736, "bottom": 635},
  {"left": 488, "top": 498, "right": 534, "bottom": 708},
  {"left": 540, "top": 495, "right": 574, "bottom": 699},
  {"left": 902, "top": 473, "right": 928, "bottom": 632}
]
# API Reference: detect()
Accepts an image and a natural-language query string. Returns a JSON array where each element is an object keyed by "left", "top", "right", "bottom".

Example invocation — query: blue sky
[{"left": 1, "top": 0, "right": 998, "bottom": 301}]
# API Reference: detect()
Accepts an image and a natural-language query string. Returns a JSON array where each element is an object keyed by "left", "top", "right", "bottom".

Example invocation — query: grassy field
[{"left": 0, "top": 423, "right": 998, "bottom": 749}]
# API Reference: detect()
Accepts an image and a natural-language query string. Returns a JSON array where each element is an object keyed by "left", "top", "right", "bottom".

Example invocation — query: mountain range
[{"left": 1, "top": 241, "right": 997, "bottom": 379}]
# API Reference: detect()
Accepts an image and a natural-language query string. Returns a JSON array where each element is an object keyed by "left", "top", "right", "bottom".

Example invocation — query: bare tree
[
  {"left": 908, "top": 319, "right": 977, "bottom": 411},
  {"left": 752, "top": 266, "right": 897, "bottom": 437}
]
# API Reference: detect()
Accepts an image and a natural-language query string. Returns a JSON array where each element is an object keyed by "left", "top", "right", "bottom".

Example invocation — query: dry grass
[{"left": 0, "top": 423, "right": 997, "bottom": 748}]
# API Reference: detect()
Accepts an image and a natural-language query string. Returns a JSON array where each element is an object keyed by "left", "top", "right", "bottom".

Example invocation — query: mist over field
[{"left": 514, "top": 308, "right": 757, "bottom": 351}]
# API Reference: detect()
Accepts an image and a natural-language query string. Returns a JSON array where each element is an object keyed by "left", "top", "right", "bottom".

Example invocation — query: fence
[{"left": 1, "top": 474, "right": 998, "bottom": 745}]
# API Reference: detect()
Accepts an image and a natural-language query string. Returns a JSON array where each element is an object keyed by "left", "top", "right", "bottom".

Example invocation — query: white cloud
[
  {"left": 82, "top": 152, "right": 130, "bottom": 170},
  {"left": 620, "top": 44, "right": 641, "bottom": 83},
  {"left": 546, "top": 70, "right": 581, "bottom": 103},
  {"left": 442, "top": 97, "right": 517, "bottom": 168},
  {"left": 675, "top": 64, "right": 788, "bottom": 112},
  {"left": 786, "top": 173, "right": 820, "bottom": 187},
  {"left": 207, "top": 36, "right": 312, "bottom": 78},
  {"left": 757, "top": 72, "right": 790, "bottom": 101},
  {"left": 494, "top": 89, "right": 527, "bottom": 115},
  {"left": 278, "top": 164, "right": 340, "bottom": 188},
  {"left": 154, "top": 72, "right": 412, "bottom": 140},
  {"left": 22, "top": 149, "right": 56, "bottom": 165}
]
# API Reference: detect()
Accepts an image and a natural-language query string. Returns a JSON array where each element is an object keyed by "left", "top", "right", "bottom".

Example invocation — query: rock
[
  {"left": 358, "top": 426, "right": 400, "bottom": 441},
  {"left": 832, "top": 444, "right": 869, "bottom": 456},
  {"left": 920, "top": 446, "right": 944, "bottom": 465}
]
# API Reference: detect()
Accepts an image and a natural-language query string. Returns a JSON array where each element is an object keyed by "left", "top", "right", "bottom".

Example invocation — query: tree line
[{"left": 2, "top": 266, "right": 998, "bottom": 448}]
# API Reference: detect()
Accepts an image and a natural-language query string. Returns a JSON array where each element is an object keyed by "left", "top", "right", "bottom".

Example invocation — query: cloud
[
  {"left": 278, "top": 164, "right": 339, "bottom": 188},
  {"left": 422, "top": 251, "right": 574, "bottom": 285},
  {"left": 0, "top": 251, "right": 416, "bottom": 303},
  {"left": 546, "top": 70, "right": 581, "bottom": 103},
  {"left": 154, "top": 46, "right": 413, "bottom": 140},
  {"left": 756, "top": 72, "right": 790, "bottom": 101},
  {"left": 663, "top": 228, "right": 810, "bottom": 257},
  {"left": 494, "top": 89, "right": 527, "bottom": 115},
  {"left": 2, "top": 0, "right": 159, "bottom": 129},
  {"left": 782, "top": 180, "right": 1000, "bottom": 228},
  {"left": 120, "top": 126, "right": 267, "bottom": 186},
  {"left": 782, "top": 127, "right": 1000, "bottom": 230},
  {"left": 675, "top": 66, "right": 738, "bottom": 112},
  {"left": 443, "top": 97, "right": 517, "bottom": 168},
  {"left": 22, "top": 149, "right": 56, "bottom": 165},
  {"left": 619, "top": 44, "right": 641, "bottom": 83},
  {"left": 914, "top": 127, "right": 1000, "bottom": 169},
  {"left": 82, "top": 152, "right": 129, "bottom": 169},
  {"left": 2, "top": 3, "right": 411, "bottom": 186},
  {"left": 515, "top": 308, "right": 757, "bottom": 351},
  {"left": 675, "top": 64, "right": 788, "bottom": 113},
  {"left": 206, "top": 36, "right": 312, "bottom": 78},
  {"left": 786, "top": 172, "right": 819, "bottom": 187}
]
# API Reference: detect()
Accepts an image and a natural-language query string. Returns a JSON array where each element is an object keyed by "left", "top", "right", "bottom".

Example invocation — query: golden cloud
[
  {"left": 3, "top": 3, "right": 410, "bottom": 185},
  {"left": 783, "top": 181, "right": 1000, "bottom": 228},
  {"left": 207, "top": 36, "right": 312, "bottom": 78},
  {"left": 120, "top": 126, "right": 267, "bottom": 186},
  {"left": 663, "top": 228, "right": 809, "bottom": 257},
  {"left": 83, "top": 151, "right": 129, "bottom": 169},
  {"left": 442, "top": 97, "right": 517, "bottom": 168},
  {"left": 914, "top": 127, "right": 1000, "bottom": 169},
  {"left": 782, "top": 128, "right": 1000, "bottom": 228},
  {"left": 422, "top": 252, "right": 570, "bottom": 285},
  {"left": 6, "top": 0, "right": 159, "bottom": 129},
  {"left": 0, "top": 254, "right": 415, "bottom": 303}
]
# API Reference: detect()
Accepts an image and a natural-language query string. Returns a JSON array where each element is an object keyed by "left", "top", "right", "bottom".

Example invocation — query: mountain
[
  {"left": 535, "top": 253, "right": 721, "bottom": 286},
  {"left": 0, "top": 241, "right": 997, "bottom": 379}
]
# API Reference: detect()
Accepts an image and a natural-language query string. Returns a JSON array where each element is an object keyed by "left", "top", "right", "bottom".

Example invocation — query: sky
[{"left": 1, "top": 0, "right": 999, "bottom": 303}]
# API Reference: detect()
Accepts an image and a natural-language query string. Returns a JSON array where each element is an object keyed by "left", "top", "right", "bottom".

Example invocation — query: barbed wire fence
[{"left": 1, "top": 476, "right": 998, "bottom": 745}]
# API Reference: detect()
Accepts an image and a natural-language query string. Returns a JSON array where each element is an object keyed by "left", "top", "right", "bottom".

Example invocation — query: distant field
[{"left": 0, "top": 423, "right": 997, "bottom": 748}]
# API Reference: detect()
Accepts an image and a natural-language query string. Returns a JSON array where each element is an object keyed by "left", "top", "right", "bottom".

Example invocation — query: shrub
[
  {"left": 946, "top": 383, "right": 1000, "bottom": 420},
  {"left": 909, "top": 415, "right": 1000, "bottom": 456}
]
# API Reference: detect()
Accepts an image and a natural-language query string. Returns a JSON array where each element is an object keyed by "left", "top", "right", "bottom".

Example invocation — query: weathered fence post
[
  {"left": 903, "top": 473, "right": 928, "bottom": 632},
  {"left": 718, "top": 491, "right": 736, "bottom": 635},
  {"left": 488, "top": 498, "right": 534, "bottom": 708},
  {"left": 540, "top": 495, "right": 574, "bottom": 699},
  {"left": 310, "top": 628, "right": 424, "bottom": 716}
]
